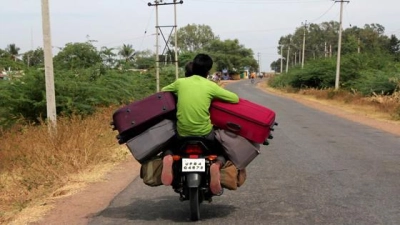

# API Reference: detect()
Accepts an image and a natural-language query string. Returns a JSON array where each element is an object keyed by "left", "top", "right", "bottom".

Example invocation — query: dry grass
[
  {"left": 260, "top": 81, "right": 400, "bottom": 121},
  {"left": 0, "top": 107, "right": 129, "bottom": 223},
  {"left": 297, "top": 88, "right": 400, "bottom": 120}
]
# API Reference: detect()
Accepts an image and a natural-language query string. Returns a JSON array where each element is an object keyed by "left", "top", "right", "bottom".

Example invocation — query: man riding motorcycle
[{"left": 160, "top": 53, "right": 239, "bottom": 194}]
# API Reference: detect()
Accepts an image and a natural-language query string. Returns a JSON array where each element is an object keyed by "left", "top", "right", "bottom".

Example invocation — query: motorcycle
[
  {"left": 169, "top": 137, "right": 221, "bottom": 221},
  {"left": 166, "top": 124, "right": 278, "bottom": 221}
]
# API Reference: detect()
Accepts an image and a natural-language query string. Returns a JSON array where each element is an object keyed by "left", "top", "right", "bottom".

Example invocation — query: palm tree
[
  {"left": 100, "top": 47, "right": 116, "bottom": 68},
  {"left": 118, "top": 44, "right": 135, "bottom": 62},
  {"left": 6, "top": 44, "right": 21, "bottom": 61}
]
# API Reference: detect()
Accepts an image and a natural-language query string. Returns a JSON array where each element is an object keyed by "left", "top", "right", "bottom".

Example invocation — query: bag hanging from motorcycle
[
  {"left": 220, "top": 160, "right": 247, "bottom": 190},
  {"left": 215, "top": 129, "right": 261, "bottom": 170},
  {"left": 140, "top": 157, "right": 163, "bottom": 187}
]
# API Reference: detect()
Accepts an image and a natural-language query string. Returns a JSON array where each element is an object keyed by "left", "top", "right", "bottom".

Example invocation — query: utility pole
[
  {"left": 148, "top": 0, "right": 183, "bottom": 92},
  {"left": 301, "top": 20, "right": 307, "bottom": 69},
  {"left": 286, "top": 39, "right": 291, "bottom": 73},
  {"left": 173, "top": 0, "right": 179, "bottom": 80},
  {"left": 357, "top": 37, "right": 361, "bottom": 54},
  {"left": 257, "top": 52, "right": 261, "bottom": 75},
  {"left": 298, "top": 50, "right": 301, "bottom": 64},
  {"left": 333, "top": 0, "right": 349, "bottom": 90},
  {"left": 280, "top": 45, "right": 283, "bottom": 73},
  {"left": 155, "top": 2, "right": 160, "bottom": 92},
  {"left": 41, "top": 0, "right": 57, "bottom": 129}
]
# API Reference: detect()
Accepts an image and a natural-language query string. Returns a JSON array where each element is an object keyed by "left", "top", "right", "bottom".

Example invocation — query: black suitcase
[{"left": 111, "top": 92, "right": 176, "bottom": 144}]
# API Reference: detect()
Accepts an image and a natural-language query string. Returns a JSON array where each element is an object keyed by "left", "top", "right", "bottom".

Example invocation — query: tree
[
  {"left": 357, "top": 23, "right": 389, "bottom": 54},
  {"left": 270, "top": 59, "right": 283, "bottom": 73},
  {"left": 23, "top": 48, "right": 44, "bottom": 68},
  {"left": 5, "top": 44, "right": 20, "bottom": 61},
  {"left": 387, "top": 35, "right": 400, "bottom": 54},
  {"left": 203, "top": 39, "right": 258, "bottom": 72},
  {"left": 272, "top": 21, "right": 397, "bottom": 70},
  {"left": 134, "top": 50, "right": 154, "bottom": 69},
  {"left": 172, "top": 24, "right": 219, "bottom": 52},
  {"left": 387, "top": 35, "right": 400, "bottom": 61},
  {"left": 100, "top": 47, "right": 116, "bottom": 68},
  {"left": 118, "top": 44, "right": 135, "bottom": 62},
  {"left": 0, "top": 48, "right": 25, "bottom": 71},
  {"left": 53, "top": 42, "right": 102, "bottom": 70},
  {"left": 178, "top": 52, "right": 196, "bottom": 67}
]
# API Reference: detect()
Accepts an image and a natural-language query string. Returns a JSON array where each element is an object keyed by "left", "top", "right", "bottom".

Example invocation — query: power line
[
  {"left": 139, "top": 7, "right": 155, "bottom": 51},
  {"left": 218, "top": 27, "right": 295, "bottom": 34},
  {"left": 388, "top": 28, "right": 400, "bottom": 35},
  {"left": 99, "top": 35, "right": 153, "bottom": 46},
  {"left": 191, "top": 0, "right": 327, "bottom": 4},
  {"left": 344, "top": 3, "right": 352, "bottom": 27},
  {"left": 309, "top": 2, "right": 336, "bottom": 23}
]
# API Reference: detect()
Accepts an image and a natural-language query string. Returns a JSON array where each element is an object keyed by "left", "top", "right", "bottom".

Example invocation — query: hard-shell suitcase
[
  {"left": 126, "top": 119, "right": 176, "bottom": 163},
  {"left": 112, "top": 92, "right": 176, "bottom": 144},
  {"left": 210, "top": 98, "right": 276, "bottom": 143}
]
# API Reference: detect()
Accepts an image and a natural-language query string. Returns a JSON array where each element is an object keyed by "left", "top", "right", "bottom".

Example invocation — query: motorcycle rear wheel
[{"left": 189, "top": 187, "right": 200, "bottom": 221}]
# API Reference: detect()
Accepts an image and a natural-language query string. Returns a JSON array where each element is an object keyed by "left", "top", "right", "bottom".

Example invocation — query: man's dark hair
[
  {"left": 185, "top": 61, "right": 193, "bottom": 77},
  {"left": 192, "top": 54, "right": 213, "bottom": 78}
]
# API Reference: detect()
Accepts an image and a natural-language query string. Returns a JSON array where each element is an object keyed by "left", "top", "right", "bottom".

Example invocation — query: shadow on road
[{"left": 93, "top": 195, "right": 237, "bottom": 223}]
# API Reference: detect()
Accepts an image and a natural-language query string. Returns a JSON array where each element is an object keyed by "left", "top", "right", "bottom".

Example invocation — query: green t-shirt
[{"left": 161, "top": 75, "right": 239, "bottom": 137}]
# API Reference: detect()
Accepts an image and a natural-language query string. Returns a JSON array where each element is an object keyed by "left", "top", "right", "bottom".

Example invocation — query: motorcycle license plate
[{"left": 182, "top": 158, "right": 206, "bottom": 172}]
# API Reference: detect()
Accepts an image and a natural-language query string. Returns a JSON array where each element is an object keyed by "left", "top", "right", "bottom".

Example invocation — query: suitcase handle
[{"left": 226, "top": 122, "right": 241, "bottom": 133}]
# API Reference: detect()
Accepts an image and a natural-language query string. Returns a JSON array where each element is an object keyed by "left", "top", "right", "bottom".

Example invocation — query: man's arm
[
  {"left": 161, "top": 80, "right": 178, "bottom": 92},
  {"left": 213, "top": 86, "right": 239, "bottom": 103}
]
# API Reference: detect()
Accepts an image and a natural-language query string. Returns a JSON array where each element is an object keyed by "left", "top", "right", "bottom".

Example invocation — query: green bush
[
  {"left": 0, "top": 65, "right": 180, "bottom": 129},
  {"left": 269, "top": 53, "right": 400, "bottom": 97},
  {"left": 351, "top": 70, "right": 400, "bottom": 95}
]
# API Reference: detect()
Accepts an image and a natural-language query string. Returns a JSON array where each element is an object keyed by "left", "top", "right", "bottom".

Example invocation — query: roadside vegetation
[
  {"left": 268, "top": 22, "right": 400, "bottom": 120},
  {"left": 268, "top": 54, "right": 400, "bottom": 120}
]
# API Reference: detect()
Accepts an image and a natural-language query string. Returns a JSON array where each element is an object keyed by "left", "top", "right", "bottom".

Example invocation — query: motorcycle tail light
[
  {"left": 185, "top": 144, "right": 203, "bottom": 155},
  {"left": 208, "top": 155, "right": 217, "bottom": 161},
  {"left": 172, "top": 155, "right": 181, "bottom": 161}
]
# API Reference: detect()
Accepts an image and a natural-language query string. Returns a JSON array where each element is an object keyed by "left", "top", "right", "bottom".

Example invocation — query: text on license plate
[{"left": 182, "top": 158, "right": 206, "bottom": 172}]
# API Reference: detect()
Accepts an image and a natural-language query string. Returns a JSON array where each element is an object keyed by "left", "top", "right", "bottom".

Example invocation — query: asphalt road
[{"left": 89, "top": 80, "right": 400, "bottom": 225}]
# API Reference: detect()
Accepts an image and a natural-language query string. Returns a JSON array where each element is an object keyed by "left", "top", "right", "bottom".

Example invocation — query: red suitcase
[
  {"left": 112, "top": 92, "right": 176, "bottom": 144},
  {"left": 210, "top": 98, "right": 276, "bottom": 143}
]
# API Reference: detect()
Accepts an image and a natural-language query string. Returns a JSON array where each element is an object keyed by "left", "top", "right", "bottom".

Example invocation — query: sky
[{"left": 1, "top": 0, "right": 400, "bottom": 72}]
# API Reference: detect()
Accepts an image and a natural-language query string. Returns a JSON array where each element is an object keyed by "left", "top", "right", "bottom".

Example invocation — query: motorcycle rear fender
[{"left": 186, "top": 173, "right": 202, "bottom": 188}]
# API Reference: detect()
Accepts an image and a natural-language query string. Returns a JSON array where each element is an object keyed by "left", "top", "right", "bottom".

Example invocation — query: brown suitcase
[{"left": 111, "top": 92, "right": 176, "bottom": 144}]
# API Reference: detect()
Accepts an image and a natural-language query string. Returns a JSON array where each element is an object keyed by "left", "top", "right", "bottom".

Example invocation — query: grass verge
[
  {"left": 0, "top": 107, "right": 129, "bottom": 224},
  {"left": 259, "top": 81, "right": 400, "bottom": 121}
]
